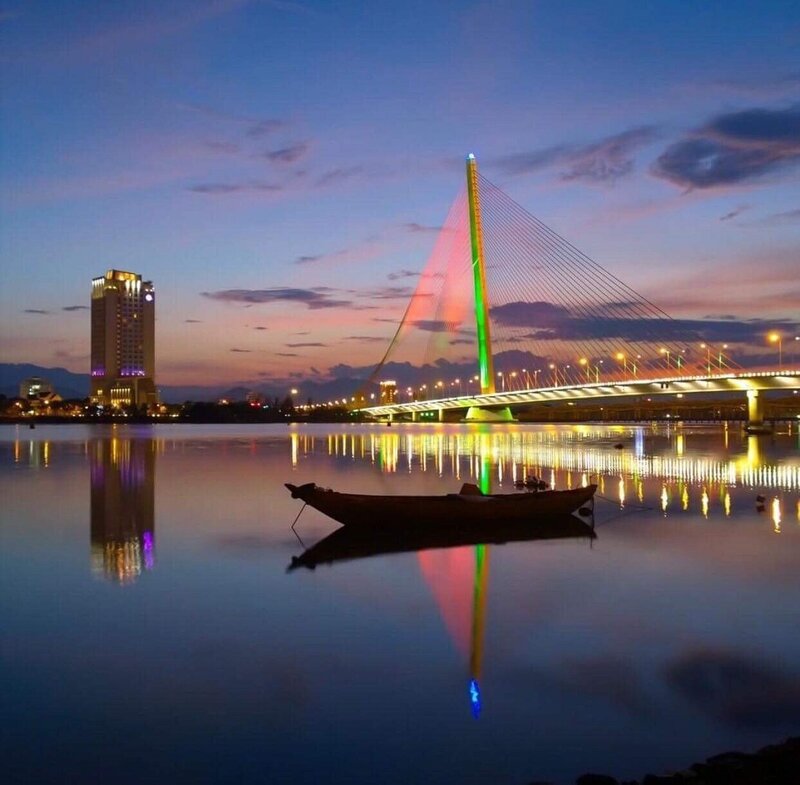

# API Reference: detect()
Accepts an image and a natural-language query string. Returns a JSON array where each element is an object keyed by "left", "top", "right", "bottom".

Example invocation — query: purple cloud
[
  {"left": 315, "top": 166, "right": 365, "bottom": 187},
  {"left": 403, "top": 222, "right": 441, "bottom": 234},
  {"left": 201, "top": 287, "right": 352, "bottom": 309},
  {"left": 492, "top": 126, "right": 658, "bottom": 184},
  {"left": 264, "top": 142, "right": 310, "bottom": 163},
  {"left": 188, "top": 181, "right": 282, "bottom": 194},
  {"left": 387, "top": 268, "right": 420, "bottom": 281},
  {"left": 719, "top": 205, "right": 749, "bottom": 221},
  {"left": 345, "top": 335, "right": 387, "bottom": 343},
  {"left": 653, "top": 104, "right": 800, "bottom": 189}
]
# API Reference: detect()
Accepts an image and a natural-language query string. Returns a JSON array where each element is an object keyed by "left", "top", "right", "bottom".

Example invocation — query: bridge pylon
[
  {"left": 466, "top": 154, "right": 495, "bottom": 395},
  {"left": 465, "top": 154, "right": 514, "bottom": 423}
]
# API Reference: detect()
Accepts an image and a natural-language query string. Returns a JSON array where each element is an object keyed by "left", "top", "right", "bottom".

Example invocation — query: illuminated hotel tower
[{"left": 90, "top": 269, "right": 157, "bottom": 407}]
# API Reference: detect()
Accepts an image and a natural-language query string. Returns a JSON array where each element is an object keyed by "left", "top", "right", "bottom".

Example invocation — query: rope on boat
[
  {"left": 591, "top": 494, "right": 655, "bottom": 528},
  {"left": 595, "top": 493, "right": 652, "bottom": 510},
  {"left": 290, "top": 503, "right": 308, "bottom": 548}
]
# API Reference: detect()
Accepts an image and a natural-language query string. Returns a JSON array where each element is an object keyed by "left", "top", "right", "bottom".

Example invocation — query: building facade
[
  {"left": 19, "top": 376, "right": 55, "bottom": 400},
  {"left": 90, "top": 269, "right": 157, "bottom": 408}
]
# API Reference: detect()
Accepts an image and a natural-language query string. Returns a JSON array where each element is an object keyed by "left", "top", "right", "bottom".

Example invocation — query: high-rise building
[
  {"left": 379, "top": 380, "right": 397, "bottom": 404},
  {"left": 90, "top": 269, "right": 157, "bottom": 408}
]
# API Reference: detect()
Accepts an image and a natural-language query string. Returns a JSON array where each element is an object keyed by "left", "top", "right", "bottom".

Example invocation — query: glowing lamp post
[
  {"left": 768, "top": 332, "right": 782, "bottom": 369},
  {"left": 700, "top": 343, "right": 711, "bottom": 374},
  {"left": 616, "top": 352, "right": 628, "bottom": 379},
  {"left": 549, "top": 363, "right": 558, "bottom": 387},
  {"left": 660, "top": 347, "right": 670, "bottom": 369}
]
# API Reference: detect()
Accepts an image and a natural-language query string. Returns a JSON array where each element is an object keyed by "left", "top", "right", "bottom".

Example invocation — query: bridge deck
[{"left": 359, "top": 370, "right": 800, "bottom": 416}]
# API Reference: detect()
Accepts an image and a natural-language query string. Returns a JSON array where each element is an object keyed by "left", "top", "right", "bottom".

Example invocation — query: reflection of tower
[
  {"left": 468, "top": 545, "right": 488, "bottom": 718},
  {"left": 418, "top": 545, "right": 489, "bottom": 718},
  {"left": 418, "top": 441, "right": 492, "bottom": 718},
  {"left": 90, "top": 438, "right": 156, "bottom": 584}
]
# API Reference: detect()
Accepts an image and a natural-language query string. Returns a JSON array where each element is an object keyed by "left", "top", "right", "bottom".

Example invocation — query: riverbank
[{"left": 565, "top": 737, "right": 800, "bottom": 785}]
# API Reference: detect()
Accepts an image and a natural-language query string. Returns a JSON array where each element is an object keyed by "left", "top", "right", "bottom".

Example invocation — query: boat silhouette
[{"left": 288, "top": 513, "right": 595, "bottom": 571}]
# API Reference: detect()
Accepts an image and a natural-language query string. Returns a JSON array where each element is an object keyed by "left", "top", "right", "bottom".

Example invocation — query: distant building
[
  {"left": 19, "top": 376, "right": 54, "bottom": 400},
  {"left": 380, "top": 380, "right": 397, "bottom": 404},
  {"left": 90, "top": 269, "right": 157, "bottom": 408}
]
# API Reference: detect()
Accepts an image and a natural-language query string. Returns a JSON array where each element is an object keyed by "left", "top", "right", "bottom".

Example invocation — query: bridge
[{"left": 354, "top": 155, "right": 798, "bottom": 429}]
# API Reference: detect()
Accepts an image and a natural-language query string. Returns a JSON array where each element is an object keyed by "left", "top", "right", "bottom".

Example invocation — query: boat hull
[{"left": 285, "top": 482, "right": 597, "bottom": 528}]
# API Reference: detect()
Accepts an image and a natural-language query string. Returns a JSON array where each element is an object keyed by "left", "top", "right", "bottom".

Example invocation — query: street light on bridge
[
  {"left": 718, "top": 343, "right": 728, "bottom": 369},
  {"left": 660, "top": 347, "right": 670, "bottom": 369},
  {"left": 579, "top": 357, "right": 599, "bottom": 383},
  {"left": 700, "top": 343, "right": 712, "bottom": 374},
  {"left": 497, "top": 371, "right": 505, "bottom": 391},
  {"left": 616, "top": 352, "right": 628, "bottom": 379}
]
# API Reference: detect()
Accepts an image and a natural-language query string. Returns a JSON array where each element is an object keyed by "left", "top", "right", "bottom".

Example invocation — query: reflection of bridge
[
  {"left": 356, "top": 155, "right": 798, "bottom": 427},
  {"left": 293, "top": 428, "right": 800, "bottom": 495}
]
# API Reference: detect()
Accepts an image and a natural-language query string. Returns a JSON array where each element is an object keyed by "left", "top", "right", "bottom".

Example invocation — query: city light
[{"left": 768, "top": 332, "right": 782, "bottom": 369}]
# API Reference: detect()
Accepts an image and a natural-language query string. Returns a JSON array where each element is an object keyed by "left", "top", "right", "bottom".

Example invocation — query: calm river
[{"left": 2, "top": 422, "right": 800, "bottom": 784}]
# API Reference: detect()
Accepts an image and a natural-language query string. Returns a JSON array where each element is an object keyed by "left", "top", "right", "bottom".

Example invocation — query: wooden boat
[
  {"left": 285, "top": 481, "right": 597, "bottom": 528},
  {"left": 288, "top": 513, "right": 596, "bottom": 571}
]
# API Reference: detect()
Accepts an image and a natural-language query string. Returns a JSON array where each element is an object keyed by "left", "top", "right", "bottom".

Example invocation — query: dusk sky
[{"left": 1, "top": 0, "right": 799, "bottom": 388}]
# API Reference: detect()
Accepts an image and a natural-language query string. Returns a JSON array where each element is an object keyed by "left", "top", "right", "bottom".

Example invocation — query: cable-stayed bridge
[{"left": 355, "top": 155, "right": 798, "bottom": 429}]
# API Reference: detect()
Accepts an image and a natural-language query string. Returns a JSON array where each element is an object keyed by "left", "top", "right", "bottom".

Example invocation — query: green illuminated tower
[{"left": 466, "top": 154, "right": 496, "bottom": 395}]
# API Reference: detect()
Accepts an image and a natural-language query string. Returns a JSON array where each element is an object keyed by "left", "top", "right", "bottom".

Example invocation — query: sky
[{"left": 1, "top": 0, "right": 799, "bottom": 389}]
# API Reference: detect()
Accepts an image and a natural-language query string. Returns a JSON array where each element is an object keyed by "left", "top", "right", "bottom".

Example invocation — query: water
[{"left": 2, "top": 422, "right": 800, "bottom": 784}]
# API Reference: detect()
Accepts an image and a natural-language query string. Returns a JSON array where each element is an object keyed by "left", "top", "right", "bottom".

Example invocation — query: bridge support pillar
[
  {"left": 438, "top": 408, "right": 444, "bottom": 422},
  {"left": 746, "top": 390, "right": 771, "bottom": 433},
  {"left": 411, "top": 411, "right": 417, "bottom": 422}
]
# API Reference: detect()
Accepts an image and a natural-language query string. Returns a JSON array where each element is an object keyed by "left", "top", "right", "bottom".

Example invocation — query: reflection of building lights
[
  {"left": 310, "top": 428, "right": 798, "bottom": 520},
  {"left": 772, "top": 498, "right": 782, "bottom": 533},
  {"left": 701, "top": 488, "right": 709, "bottom": 518},
  {"left": 661, "top": 485, "right": 668, "bottom": 514}
]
